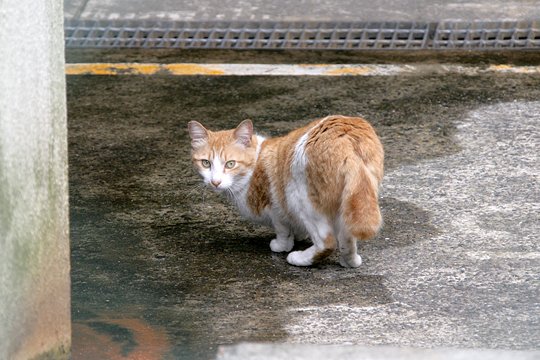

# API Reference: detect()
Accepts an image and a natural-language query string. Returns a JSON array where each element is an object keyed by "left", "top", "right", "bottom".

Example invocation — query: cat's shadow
[
  {"left": 206, "top": 196, "right": 438, "bottom": 258},
  {"left": 370, "top": 196, "right": 440, "bottom": 250}
]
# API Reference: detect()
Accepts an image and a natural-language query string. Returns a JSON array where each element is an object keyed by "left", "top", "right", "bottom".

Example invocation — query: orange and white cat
[{"left": 188, "top": 115, "right": 384, "bottom": 268}]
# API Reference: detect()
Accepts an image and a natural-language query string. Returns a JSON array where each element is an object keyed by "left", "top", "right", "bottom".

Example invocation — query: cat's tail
[{"left": 341, "top": 159, "right": 382, "bottom": 240}]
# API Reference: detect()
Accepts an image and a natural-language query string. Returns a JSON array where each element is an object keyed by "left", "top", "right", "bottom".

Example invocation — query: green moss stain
[
  {"left": 0, "top": 142, "right": 13, "bottom": 237},
  {"left": 30, "top": 343, "right": 70, "bottom": 360}
]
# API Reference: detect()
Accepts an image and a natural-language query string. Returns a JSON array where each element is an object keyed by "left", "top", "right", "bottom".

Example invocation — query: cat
[{"left": 188, "top": 115, "right": 384, "bottom": 268}]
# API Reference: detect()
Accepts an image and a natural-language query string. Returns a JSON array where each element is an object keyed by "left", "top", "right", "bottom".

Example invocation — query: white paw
[
  {"left": 287, "top": 251, "right": 313, "bottom": 267},
  {"left": 339, "top": 254, "right": 362, "bottom": 268},
  {"left": 270, "top": 238, "right": 294, "bottom": 253}
]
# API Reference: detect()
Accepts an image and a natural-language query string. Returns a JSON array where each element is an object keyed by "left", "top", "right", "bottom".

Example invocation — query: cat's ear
[
  {"left": 188, "top": 121, "right": 209, "bottom": 149},
  {"left": 234, "top": 119, "right": 253, "bottom": 147}
]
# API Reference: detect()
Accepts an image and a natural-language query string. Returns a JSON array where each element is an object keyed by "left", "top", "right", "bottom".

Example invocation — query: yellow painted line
[
  {"left": 65, "top": 63, "right": 540, "bottom": 76},
  {"left": 64, "top": 63, "right": 412, "bottom": 76},
  {"left": 65, "top": 63, "right": 224, "bottom": 75},
  {"left": 65, "top": 63, "right": 158, "bottom": 75},
  {"left": 324, "top": 66, "right": 372, "bottom": 76},
  {"left": 165, "top": 63, "right": 225, "bottom": 75}
]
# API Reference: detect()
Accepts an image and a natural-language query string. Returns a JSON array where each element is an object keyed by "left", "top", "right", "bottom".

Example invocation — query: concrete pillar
[{"left": 0, "top": 0, "right": 70, "bottom": 359}]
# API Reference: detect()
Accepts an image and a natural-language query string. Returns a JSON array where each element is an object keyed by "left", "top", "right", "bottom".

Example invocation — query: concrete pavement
[
  {"left": 63, "top": 1, "right": 540, "bottom": 359},
  {"left": 64, "top": 0, "right": 540, "bottom": 22},
  {"left": 67, "top": 53, "right": 540, "bottom": 359},
  {"left": 217, "top": 344, "right": 540, "bottom": 360}
]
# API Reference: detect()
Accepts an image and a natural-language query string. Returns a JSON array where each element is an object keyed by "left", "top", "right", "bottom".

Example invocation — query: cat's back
[
  {"left": 259, "top": 115, "right": 382, "bottom": 211},
  {"left": 271, "top": 115, "right": 381, "bottom": 163},
  {"left": 293, "top": 115, "right": 384, "bottom": 220},
  {"left": 263, "top": 115, "right": 382, "bottom": 170},
  {"left": 258, "top": 118, "right": 321, "bottom": 178},
  {"left": 303, "top": 115, "right": 383, "bottom": 177}
]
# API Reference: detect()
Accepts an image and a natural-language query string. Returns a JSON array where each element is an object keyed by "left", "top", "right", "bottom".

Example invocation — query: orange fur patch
[
  {"left": 313, "top": 234, "right": 337, "bottom": 263},
  {"left": 257, "top": 124, "right": 313, "bottom": 213},
  {"left": 303, "top": 116, "right": 384, "bottom": 238},
  {"left": 247, "top": 160, "right": 271, "bottom": 215}
]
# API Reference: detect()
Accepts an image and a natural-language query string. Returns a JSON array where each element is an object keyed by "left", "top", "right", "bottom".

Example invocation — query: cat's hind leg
[
  {"left": 337, "top": 161, "right": 382, "bottom": 268},
  {"left": 338, "top": 237, "right": 362, "bottom": 268},
  {"left": 287, "top": 236, "right": 336, "bottom": 266},
  {"left": 335, "top": 217, "right": 362, "bottom": 268},
  {"left": 286, "top": 216, "right": 336, "bottom": 266},
  {"left": 336, "top": 226, "right": 362, "bottom": 268},
  {"left": 285, "top": 124, "right": 337, "bottom": 266}
]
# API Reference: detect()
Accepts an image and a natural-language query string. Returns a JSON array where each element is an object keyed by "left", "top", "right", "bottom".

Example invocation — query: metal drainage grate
[
  {"left": 434, "top": 20, "right": 540, "bottom": 48},
  {"left": 65, "top": 19, "right": 540, "bottom": 49}
]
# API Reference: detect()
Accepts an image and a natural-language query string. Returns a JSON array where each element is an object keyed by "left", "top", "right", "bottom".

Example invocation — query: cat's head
[{"left": 188, "top": 120, "right": 258, "bottom": 192}]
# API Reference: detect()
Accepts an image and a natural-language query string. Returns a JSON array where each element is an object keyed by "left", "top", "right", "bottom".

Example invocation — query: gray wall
[{"left": 0, "top": 0, "right": 71, "bottom": 358}]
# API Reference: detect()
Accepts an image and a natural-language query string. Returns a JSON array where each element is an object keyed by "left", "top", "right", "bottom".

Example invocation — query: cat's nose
[{"left": 211, "top": 179, "right": 222, "bottom": 188}]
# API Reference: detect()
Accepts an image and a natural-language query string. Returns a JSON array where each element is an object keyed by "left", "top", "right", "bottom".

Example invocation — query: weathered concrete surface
[
  {"left": 65, "top": 48, "right": 540, "bottom": 66},
  {"left": 65, "top": 0, "right": 540, "bottom": 22},
  {"left": 284, "top": 100, "right": 540, "bottom": 346},
  {"left": 67, "top": 53, "right": 540, "bottom": 359},
  {"left": 0, "top": 0, "right": 70, "bottom": 359},
  {"left": 217, "top": 343, "right": 540, "bottom": 360}
]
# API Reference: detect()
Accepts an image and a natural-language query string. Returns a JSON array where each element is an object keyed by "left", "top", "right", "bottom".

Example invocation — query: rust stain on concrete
[{"left": 72, "top": 316, "right": 171, "bottom": 360}]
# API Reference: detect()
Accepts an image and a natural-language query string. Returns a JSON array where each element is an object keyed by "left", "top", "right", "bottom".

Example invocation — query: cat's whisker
[
  {"left": 225, "top": 187, "right": 239, "bottom": 204},
  {"left": 185, "top": 182, "right": 210, "bottom": 204}
]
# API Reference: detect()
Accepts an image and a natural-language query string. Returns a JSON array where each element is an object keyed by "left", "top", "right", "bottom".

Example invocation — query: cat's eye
[
  {"left": 201, "top": 159, "right": 211, "bottom": 168},
  {"left": 225, "top": 160, "right": 236, "bottom": 169}
]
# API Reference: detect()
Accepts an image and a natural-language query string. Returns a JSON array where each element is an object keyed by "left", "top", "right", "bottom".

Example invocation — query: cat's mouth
[{"left": 208, "top": 182, "right": 227, "bottom": 192}]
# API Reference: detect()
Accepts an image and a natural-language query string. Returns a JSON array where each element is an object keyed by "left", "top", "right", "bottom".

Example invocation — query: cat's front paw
[
  {"left": 270, "top": 238, "right": 294, "bottom": 253},
  {"left": 339, "top": 253, "right": 362, "bottom": 268}
]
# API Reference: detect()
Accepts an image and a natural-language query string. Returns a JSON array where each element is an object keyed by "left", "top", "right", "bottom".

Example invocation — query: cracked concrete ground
[{"left": 67, "top": 51, "right": 540, "bottom": 359}]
